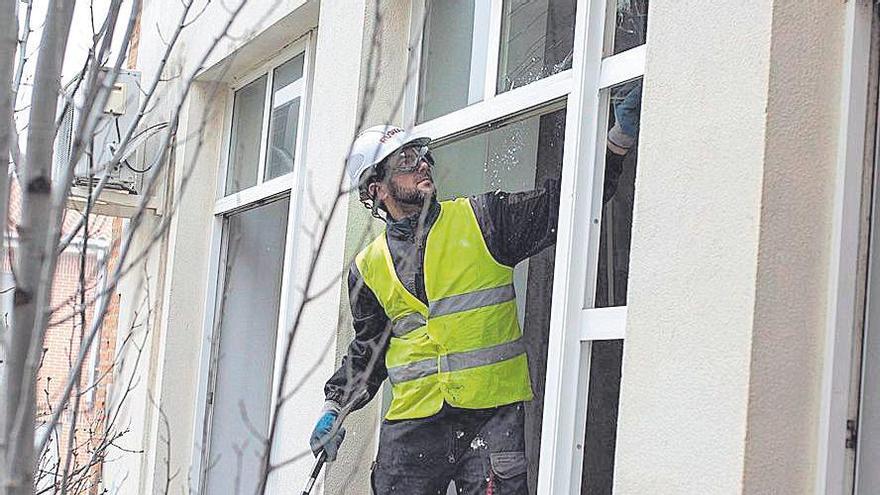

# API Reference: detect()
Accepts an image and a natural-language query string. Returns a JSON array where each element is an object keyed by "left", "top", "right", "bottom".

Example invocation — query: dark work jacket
[{"left": 324, "top": 179, "right": 560, "bottom": 410}]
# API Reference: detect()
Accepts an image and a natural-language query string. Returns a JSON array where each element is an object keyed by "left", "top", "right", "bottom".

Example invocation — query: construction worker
[{"left": 310, "top": 125, "right": 559, "bottom": 494}]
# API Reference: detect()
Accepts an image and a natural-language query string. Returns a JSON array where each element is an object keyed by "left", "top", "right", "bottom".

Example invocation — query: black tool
[{"left": 301, "top": 390, "right": 369, "bottom": 495}]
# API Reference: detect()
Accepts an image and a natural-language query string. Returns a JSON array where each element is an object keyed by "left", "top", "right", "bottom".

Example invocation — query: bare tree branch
[
  {"left": 33, "top": 0, "right": 263, "bottom": 462},
  {"left": 10, "top": 4, "right": 138, "bottom": 486},
  {"left": 0, "top": 0, "right": 18, "bottom": 414},
  {"left": 5, "top": 2, "right": 77, "bottom": 492}
]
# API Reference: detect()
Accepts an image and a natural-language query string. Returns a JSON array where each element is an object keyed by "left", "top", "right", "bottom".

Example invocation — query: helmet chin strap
[{"left": 370, "top": 197, "right": 385, "bottom": 220}]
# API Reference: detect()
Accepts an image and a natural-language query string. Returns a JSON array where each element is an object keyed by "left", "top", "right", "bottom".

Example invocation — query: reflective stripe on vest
[
  {"left": 391, "top": 313, "right": 427, "bottom": 338},
  {"left": 429, "top": 284, "right": 515, "bottom": 317},
  {"left": 391, "top": 283, "right": 515, "bottom": 337},
  {"left": 387, "top": 337, "right": 526, "bottom": 384}
]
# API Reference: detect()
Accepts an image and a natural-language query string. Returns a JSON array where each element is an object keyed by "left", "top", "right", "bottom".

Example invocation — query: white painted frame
[
  {"left": 406, "top": 1, "right": 646, "bottom": 493},
  {"left": 816, "top": 1, "right": 875, "bottom": 494},
  {"left": 538, "top": 0, "right": 644, "bottom": 491},
  {"left": 216, "top": 36, "right": 310, "bottom": 207},
  {"left": 406, "top": 0, "right": 541, "bottom": 130},
  {"left": 189, "top": 31, "right": 315, "bottom": 492}
]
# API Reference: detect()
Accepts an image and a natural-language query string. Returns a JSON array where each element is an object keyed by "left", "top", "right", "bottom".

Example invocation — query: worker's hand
[{"left": 309, "top": 411, "right": 346, "bottom": 461}]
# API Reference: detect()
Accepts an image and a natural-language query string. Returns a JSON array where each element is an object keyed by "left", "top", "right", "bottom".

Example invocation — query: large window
[
  {"left": 195, "top": 36, "right": 312, "bottom": 494},
  {"left": 203, "top": 198, "right": 290, "bottom": 493},
  {"left": 408, "top": 0, "right": 649, "bottom": 493}
]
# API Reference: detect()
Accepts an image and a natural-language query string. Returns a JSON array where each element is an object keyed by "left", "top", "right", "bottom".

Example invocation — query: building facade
[{"left": 103, "top": 0, "right": 880, "bottom": 493}]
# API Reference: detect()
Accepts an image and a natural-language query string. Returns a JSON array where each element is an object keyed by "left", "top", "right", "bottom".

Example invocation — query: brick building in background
[{"left": 5, "top": 180, "right": 123, "bottom": 492}]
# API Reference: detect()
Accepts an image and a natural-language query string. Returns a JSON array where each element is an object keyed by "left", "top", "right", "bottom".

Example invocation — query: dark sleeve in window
[
  {"left": 470, "top": 177, "right": 561, "bottom": 267},
  {"left": 323, "top": 262, "right": 390, "bottom": 410}
]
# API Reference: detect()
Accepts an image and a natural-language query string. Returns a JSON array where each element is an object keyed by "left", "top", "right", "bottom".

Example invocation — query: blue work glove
[{"left": 309, "top": 410, "right": 346, "bottom": 461}]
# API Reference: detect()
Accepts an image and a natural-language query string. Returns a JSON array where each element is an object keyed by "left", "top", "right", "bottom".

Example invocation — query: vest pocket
[{"left": 489, "top": 451, "right": 527, "bottom": 479}]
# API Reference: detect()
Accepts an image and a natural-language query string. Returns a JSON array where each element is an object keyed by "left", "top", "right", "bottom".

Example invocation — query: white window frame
[
  {"left": 189, "top": 32, "right": 315, "bottom": 492},
  {"left": 215, "top": 36, "right": 310, "bottom": 210},
  {"left": 84, "top": 240, "right": 110, "bottom": 408},
  {"left": 817, "top": 1, "right": 877, "bottom": 494},
  {"left": 406, "top": 1, "right": 646, "bottom": 493}
]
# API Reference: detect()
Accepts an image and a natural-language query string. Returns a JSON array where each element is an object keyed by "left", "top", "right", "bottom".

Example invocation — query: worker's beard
[{"left": 388, "top": 176, "right": 435, "bottom": 207}]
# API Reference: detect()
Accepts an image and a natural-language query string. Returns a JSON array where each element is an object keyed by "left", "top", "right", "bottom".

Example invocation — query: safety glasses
[{"left": 388, "top": 145, "right": 431, "bottom": 175}]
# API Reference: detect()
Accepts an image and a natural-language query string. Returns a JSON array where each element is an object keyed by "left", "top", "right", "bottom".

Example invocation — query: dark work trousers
[{"left": 371, "top": 401, "right": 528, "bottom": 495}]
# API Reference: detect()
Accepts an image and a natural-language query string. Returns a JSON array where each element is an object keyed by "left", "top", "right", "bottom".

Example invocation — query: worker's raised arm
[{"left": 469, "top": 177, "right": 561, "bottom": 267}]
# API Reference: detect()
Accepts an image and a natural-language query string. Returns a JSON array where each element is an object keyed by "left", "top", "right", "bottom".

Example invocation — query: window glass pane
[
  {"left": 595, "top": 78, "right": 642, "bottom": 308},
  {"left": 432, "top": 109, "right": 565, "bottom": 494},
  {"left": 226, "top": 76, "right": 267, "bottom": 195},
  {"left": 417, "top": 0, "right": 488, "bottom": 123},
  {"left": 606, "top": 0, "right": 649, "bottom": 56},
  {"left": 497, "top": 0, "right": 576, "bottom": 94},
  {"left": 581, "top": 339, "right": 623, "bottom": 493},
  {"left": 204, "top": 198, "right": 289, "bottom": 494},
  {"left": 266, "top": 53, "right": 305, "bottom": 181}
]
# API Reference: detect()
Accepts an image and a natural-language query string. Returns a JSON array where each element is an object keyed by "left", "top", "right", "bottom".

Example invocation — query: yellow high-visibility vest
[{"left": 355, "top": 198, "right": 533, "bottom": 420}]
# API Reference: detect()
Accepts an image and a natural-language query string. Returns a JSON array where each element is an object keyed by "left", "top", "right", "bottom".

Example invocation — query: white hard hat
[{"left": 346, "top": 125, "right": 431, "bottom": 188}]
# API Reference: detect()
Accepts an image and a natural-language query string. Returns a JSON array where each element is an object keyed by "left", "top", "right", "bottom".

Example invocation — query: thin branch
[
  {"left": 34, "top": 0, "right": 262, "bottom": 458},
  {"left": 6, "top": 1, "right": 78, "bottom": 491}
]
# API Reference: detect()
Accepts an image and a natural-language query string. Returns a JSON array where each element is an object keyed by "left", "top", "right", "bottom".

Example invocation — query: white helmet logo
[{"left": 346, "top": 125, "right": 432, "bottom": 188}]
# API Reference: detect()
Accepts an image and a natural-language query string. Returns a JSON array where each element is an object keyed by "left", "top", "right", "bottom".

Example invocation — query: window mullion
[
  {"left": 257, "top": 68, "right": 274, "bottom": 184},
  {"left": 483, "top": 0, "right": 504, "bottom": 102},
  {"left": 466, "top": 1, "right": 491, "bottom": 104},
  {"left": 536, "top": 0, "right": 612, "bottom": 491},
  {"left": 582, "top": 89, "right": 612, "bottom": 309},
  {"left": 405, "top": 0, "right": 427, "bottom": 128}
]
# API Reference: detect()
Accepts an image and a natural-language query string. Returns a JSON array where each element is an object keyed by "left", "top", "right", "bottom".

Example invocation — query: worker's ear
[{"left": 369, "top": 182, "right": 387, "bottom": 202}]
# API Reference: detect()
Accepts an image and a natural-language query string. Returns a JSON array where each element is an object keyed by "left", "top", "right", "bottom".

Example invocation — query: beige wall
[
  {"left": 615, "top": 0, "right": 845, "bottom": 493},
  {"left": 745, "top": 0, "right": 844, "bottom": 491},
  {"left": 266, "top": 0, "right": 367, "bottom": 491},
  {"left": 145, "top": 81, "right": 228, "bottom": 494},
  {"left": 323, "top": 1, "right": 413, "bottom": 493},
  {"left": 121, "top": 0, "right": 361, "bottom": 493}
]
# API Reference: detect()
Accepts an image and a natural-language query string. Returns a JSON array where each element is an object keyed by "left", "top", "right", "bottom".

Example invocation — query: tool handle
[
  {"left": 300, "top": 390, "right": 369, "bottom": 495},
  {"left": 301, "top": 451, "right": 327, "bottom": 495}
]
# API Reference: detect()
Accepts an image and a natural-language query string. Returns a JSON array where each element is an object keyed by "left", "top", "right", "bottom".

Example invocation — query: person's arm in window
[{"left": 470, "top": 177, "right": 561, "bottom": 267}]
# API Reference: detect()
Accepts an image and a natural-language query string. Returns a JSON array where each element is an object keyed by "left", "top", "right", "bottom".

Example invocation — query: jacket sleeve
[
  {"left": 323, "top": 262, "right": 391, "bottom": 411},
  {"left": 469, "top": 177, "right": 561, "bottom": 267}
]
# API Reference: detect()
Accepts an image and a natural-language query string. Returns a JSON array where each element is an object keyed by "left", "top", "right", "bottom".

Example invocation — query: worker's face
[{"left": 382, "top": 145, "right": 435, "bottom": 206}]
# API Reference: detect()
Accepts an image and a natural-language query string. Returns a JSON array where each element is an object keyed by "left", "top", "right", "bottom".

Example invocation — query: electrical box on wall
[
  {"left": 53, "top": 69, "right": 166, "bottom": 217},
  {"left": 54, "top": 69, "right": 145, "bottom": 194}
]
